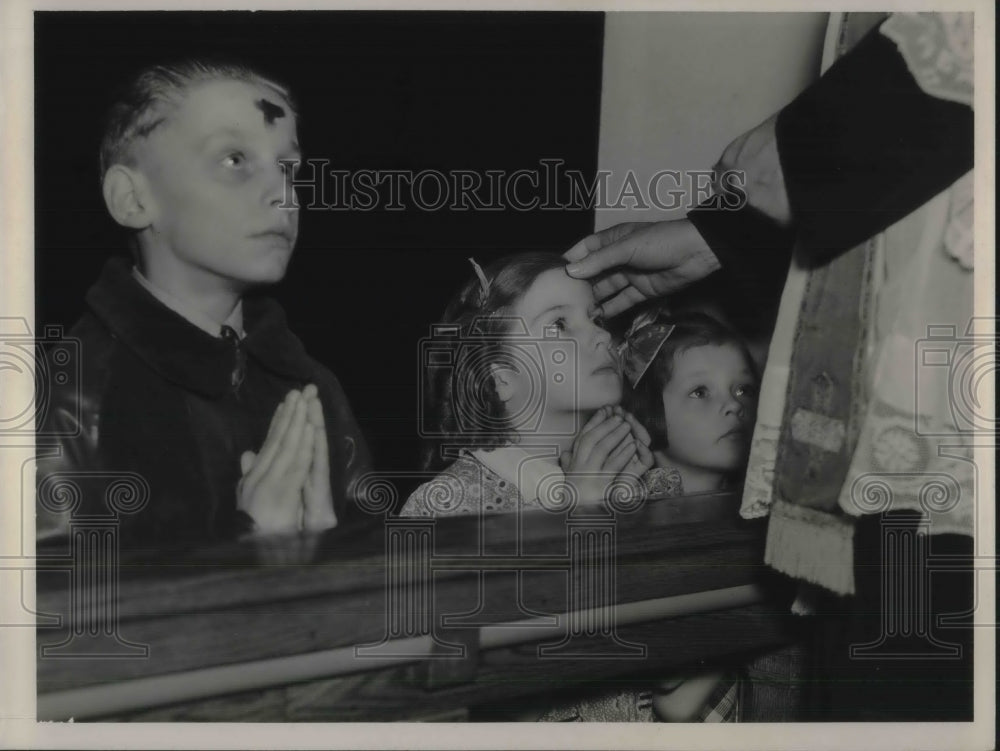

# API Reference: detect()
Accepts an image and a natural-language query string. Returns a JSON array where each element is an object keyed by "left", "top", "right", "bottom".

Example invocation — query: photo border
[{"left": 2, "top": 0, "right": 994, "bottom": 748}]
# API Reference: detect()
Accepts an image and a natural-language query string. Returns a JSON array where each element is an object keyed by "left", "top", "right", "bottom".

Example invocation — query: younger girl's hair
[
  {"left": 624, "top": 310, "right": 758, "bottom": 452},
  {"left": 421, "top": 252, "right": 567, "bottom": 472}
]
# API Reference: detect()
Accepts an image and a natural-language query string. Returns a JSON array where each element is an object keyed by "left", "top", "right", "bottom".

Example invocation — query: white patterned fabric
[
  {"left": 399, "top": 453, "right": 527, "bottom": 517},
  {"left": 740, "top": 13, "right": 977, "bottom": 590},
  {"left": 944, "top": 171, "right": 974, "bottom": 270},
  {"left": 834, "top": 174, "right": 977, "bottom": 537},
  {"left": 880, "top": 13, "right": 974, "bottom": 107},
  {"left": 643, "top": 466, "right": 684, "bottom": 498},
  {"left": 745, "top": 173, "right": 977, "bottom": 540}
]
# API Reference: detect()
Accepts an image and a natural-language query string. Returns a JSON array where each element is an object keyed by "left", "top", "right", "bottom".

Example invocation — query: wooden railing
[{"left": 36, "top": 491, "right": 799, "bottom": 721}]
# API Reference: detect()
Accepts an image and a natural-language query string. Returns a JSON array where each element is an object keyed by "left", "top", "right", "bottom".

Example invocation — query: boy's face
[
  {"left": 660, "top": 343, "right": 758, "bottom": 474},
  {"left": 133, "top": 78, "right": 300, "bottom": 290},
  {"left": 502, "top": 268, "right": 622, "bottom": 424}
]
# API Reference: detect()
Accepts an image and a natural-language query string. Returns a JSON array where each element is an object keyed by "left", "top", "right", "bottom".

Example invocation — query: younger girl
[
  {"left": 622, "top": 308, "right": 761, "bottom": 722},
  {"left": 623, "top": 309, "right": 759, "bottom": 499}
]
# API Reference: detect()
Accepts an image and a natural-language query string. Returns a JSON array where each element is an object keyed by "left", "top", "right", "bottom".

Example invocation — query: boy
[{"left": 37, "top": 60, "right": 371, "bottom": 548}]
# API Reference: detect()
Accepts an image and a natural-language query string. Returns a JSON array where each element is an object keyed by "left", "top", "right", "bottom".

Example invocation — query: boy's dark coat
[{"left": 37, "top": 257, "right": 372, "bottom": 551}]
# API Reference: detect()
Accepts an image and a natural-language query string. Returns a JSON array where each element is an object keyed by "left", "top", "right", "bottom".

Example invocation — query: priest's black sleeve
[{"left": 686, "top": 18, "right": 973, "bottom": 327}]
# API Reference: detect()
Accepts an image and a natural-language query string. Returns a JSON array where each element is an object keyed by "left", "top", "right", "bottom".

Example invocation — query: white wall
[{"left": 596, "top": 12, "right": 829, "bottom": 230}]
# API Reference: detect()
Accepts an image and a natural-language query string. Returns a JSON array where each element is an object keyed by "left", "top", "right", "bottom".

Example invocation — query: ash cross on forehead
[{"left": 255, "top": 97, "right": 286, "bottom": 125}]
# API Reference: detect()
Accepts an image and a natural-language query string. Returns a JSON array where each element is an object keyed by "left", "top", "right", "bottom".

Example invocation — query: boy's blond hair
[{"left": 99, "top": 59, "right": 296, "bottom": 181}]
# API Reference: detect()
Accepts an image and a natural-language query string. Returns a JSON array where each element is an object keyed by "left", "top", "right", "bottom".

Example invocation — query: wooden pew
[{"left": 36, "top": 491, "right": 803, "bottom": 721}]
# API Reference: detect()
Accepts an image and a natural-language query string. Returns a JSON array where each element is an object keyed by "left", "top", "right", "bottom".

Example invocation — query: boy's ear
[
  {"left": 489, "top": 363, "right": 517, "bottom": 404},
  {"left": 102, "top": 165, "right": 156, "bottom": 230}
]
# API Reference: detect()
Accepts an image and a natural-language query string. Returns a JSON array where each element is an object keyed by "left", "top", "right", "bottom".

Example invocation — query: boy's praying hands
[{"left": 237, "top": 385, "right": 337, "bottom": 536}]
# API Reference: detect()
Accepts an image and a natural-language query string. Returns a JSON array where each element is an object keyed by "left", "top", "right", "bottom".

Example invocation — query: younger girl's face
[
  {"left": 500, "top": 268, "right": 622, "bottom": 422},
  {"left": 660, "top": 343, "right": 758, "bottom": 474}
]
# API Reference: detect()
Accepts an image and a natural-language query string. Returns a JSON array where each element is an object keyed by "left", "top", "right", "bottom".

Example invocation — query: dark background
[{"left": 35, "top": 11, "right": 604, "bottom": 477}]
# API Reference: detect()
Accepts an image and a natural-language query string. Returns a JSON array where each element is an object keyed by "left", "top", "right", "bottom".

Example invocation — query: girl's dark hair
[
  {"left": 421, "top": 252, "right": 568, "bottom": 472},
  {"left": 625, "top": 311, "right": 758, "bottom": 452}
]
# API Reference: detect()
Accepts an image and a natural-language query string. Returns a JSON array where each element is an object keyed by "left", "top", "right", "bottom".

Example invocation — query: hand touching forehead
[{"left": 512, "top": 269, "right": 597, "bottom": 334}]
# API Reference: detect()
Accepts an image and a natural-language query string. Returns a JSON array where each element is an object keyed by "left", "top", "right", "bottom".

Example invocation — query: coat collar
[
  {"left": 130, "top": 266, "right": 245, "bottom": 339},
  {"left": 86, "top": 257, "right": 315, "bottom": 398}
]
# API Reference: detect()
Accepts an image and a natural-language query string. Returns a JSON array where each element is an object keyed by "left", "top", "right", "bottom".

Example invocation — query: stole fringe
[{"left": 765, "top": 499, "right": 856, "bottom": 596}]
